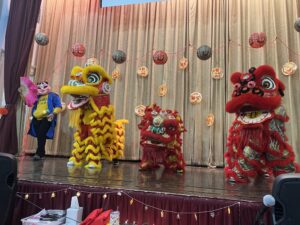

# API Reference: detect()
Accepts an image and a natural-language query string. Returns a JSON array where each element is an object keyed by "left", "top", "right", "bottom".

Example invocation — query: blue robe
[{"left": 28, "top": 92, "right": 62, "bottom": 139}]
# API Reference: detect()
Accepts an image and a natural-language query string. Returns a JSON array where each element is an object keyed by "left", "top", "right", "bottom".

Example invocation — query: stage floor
[{"left": 17, "top": 156, "right": 273, "bottom": 202}]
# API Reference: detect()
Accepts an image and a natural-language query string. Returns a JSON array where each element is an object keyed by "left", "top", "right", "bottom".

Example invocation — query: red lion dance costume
[
  {"left": 138, "top": 104, "right": 186, "bottom": 172},
  {"left": 225, "top": 65, "right": 299, "bottom": 182}
]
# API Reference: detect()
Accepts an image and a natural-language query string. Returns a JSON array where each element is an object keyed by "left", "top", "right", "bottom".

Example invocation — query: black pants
[{"left": 32, "top": 118, "right": 52, "bottom": 157}]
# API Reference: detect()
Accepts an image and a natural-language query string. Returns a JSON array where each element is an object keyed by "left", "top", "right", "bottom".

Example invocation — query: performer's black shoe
[{"left": 33, "top": 155, "right": 44, "bottom": 161}]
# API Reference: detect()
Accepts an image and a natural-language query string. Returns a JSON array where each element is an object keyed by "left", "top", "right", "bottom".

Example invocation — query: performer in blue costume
[{"left": 28, "top": 81, "right": 62, "bottom": 160}]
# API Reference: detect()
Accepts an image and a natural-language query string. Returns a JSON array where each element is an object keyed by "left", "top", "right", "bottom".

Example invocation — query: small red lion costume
[
  {"left": 138, "top": 104, "right": 186, "bottom": 172},
  {"left": 225, "top": 65, "right": 299, "bottom": 182}
]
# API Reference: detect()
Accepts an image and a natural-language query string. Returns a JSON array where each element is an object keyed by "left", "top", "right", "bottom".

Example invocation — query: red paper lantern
[
  {"left": 249, "top": 32, "right": 266, "bottom": 48},
  {"left": 72, "top": 43, "right": 85, "bottom": 57},
  {"left": 153, "top": 50, "right": 168, "bottom": 65}
]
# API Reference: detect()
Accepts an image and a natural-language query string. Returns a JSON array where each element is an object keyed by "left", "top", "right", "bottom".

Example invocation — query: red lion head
[
  {"left": 226, "top": 65, "right": 285, "bottom": 123},
  {"left": 138, "top": 104, "right": 185, "bottom": 147}
]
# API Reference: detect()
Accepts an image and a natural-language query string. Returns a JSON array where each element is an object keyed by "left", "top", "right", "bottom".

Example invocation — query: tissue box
[
  {"left": 64, "top": 195, "right": 83, "bottom": 225},
  {"left": 21, "top": 209, "right": 66, "bottom": 225},
  {"left": 65, "top": 207, "right": 83, "bottom": 225}
]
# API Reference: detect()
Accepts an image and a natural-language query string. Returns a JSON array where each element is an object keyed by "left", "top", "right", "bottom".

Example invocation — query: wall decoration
[
  {"left": 294, "top": 18, "right": 300, "bottom": 32},
  {"left": 211, "top": 67, "right": 223, "bottom": 79},
  {"left": 248, "top": 32, "right": 266, "bottom": 48},
  {"left": 281, "top": 62, "right": 297, "bottom": 76},
  {"left": 85, "top": 58, "right": 99, "bottom": 67},
  {"left": 197, "top": 45, "right": 212, "bottom": 60},
  {"left": 178, "top": 57, "right": 188, "bottom": 69},
  {"left": 189, "top": 92, "right": 202, "bottom": 104},
  {"left": 158, "top": 84, "right": 167, "bottom": 96},
  {"left": 72, "top": 43, "right": 86, "bottom": 57},
  {"left": 112, "top": 50, "right": 127, "bottom": 64},
  {"left": 137, "top": 66, "right": 149, "bottom": 77},
  {"left": 206, "top": 113, "right": 215, "bottom": 126},
  {"left": 153, "top": 50, "right": 168, "bottom": 65},
  {"left": 34, "top": 32, "right": 49, "bottom": 46},
  {"left": 135, "top": 105, "right": 146, "bottom": 117},
  {"left": 112, "top": 68, "right": 121, "bottom": 80}
]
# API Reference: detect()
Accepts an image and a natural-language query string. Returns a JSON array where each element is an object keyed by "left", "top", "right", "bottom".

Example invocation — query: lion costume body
[
  {"left": 225, "top": 65, "right": 299, "bottom": 182},
  {"left": 61, "top": 64, "right": 127, "bottom": 169},
  {"left": 138, "top": 104, "right": 186, "bottom": 172}
]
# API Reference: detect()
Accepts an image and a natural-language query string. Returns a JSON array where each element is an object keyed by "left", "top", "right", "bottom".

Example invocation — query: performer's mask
[{"left": 37, "top": 81, "right": 51, "bottom": 96}]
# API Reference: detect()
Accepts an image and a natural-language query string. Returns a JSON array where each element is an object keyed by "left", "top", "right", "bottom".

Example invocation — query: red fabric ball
[
  {"left": 72, "top": 43, "right": 85, "bottom": 57},
  {"left": 153, "top": 50, "right": 168, "bottom": 65},
  {"left": 249, "top": 32, "right": 266, "bottom": 48}
]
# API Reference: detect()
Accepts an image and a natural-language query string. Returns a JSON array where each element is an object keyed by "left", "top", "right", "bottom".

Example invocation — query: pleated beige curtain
[{"left": 21, "top": 0, "right": 300, "bottom": 165}]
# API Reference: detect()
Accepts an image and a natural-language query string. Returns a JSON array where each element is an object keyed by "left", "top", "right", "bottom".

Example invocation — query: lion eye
[
  {"left": 87, "top": 73, "right": 101, "bottom": 84},
  {"left": 261, "top": 77, "right": 276, "bottom": 90}
]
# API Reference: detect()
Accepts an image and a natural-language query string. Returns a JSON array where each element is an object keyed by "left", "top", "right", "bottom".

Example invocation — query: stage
[{"left": 14, "top": 156, "right": 273, "bottom": 225}]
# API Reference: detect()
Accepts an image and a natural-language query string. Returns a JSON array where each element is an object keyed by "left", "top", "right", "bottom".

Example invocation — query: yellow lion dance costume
[{"left": 61, "top": 63, "right": 128, "bottom": 169}]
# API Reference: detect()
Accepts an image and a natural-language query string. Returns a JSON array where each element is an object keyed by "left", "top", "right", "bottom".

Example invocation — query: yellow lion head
[{"left": 61, "top": 64, "right": 112, "bottom": 110}]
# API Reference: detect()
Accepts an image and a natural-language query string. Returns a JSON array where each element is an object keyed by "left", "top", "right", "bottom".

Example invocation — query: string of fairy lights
[{"left": 18, "top": 187, "right": 241, "bottom": 223}]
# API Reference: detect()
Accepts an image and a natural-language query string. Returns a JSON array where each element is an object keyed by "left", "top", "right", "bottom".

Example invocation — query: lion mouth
[
  {"left": 141, "top": 126, "right": 173, "bottom": 147},
  {"left": 237, "top": 110, "right": 272, "bottom": 124},
  {"left": 68, "top": 95, "right": 89, "bottom": 109}
]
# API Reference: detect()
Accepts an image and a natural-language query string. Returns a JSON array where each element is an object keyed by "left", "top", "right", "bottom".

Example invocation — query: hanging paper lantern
[
  {"left": 137, "top": 66, "right": 149, "bottom": 77},
  {"left": 34, "top": 32, "right": 49, "bottom": 46},
  {"left": 206, "top": 113, "right": 215, "bottom": 127},
  {"left": 178, "top": 57, "right": 188, "bottom": 69},
  {"left": 72, "top": 43, "right": 85, "bottom": 57},
  {"left": 211, "top": 67, "right": 223, "bottom": 79},
  {"left": 197, "top": 45, "right": 212, "bottom": 60},
  {"left": 85, "top": 58, "right": 99, "bottom": 67},
  {"left": 111, "top": 68, "right": 121, "bottom": 80},
  {"left": 189, "top": 92, "right": 202, "bottom": 104},
  {"left": 158, "top": 84, "right": 167, "bottom": 96},
  {"left": 153, "top": 50, "right": 168, "bottom": 65},
  {"left": 135, "top": 105, "right": 146, "bottom": 117},
  {"left": 294, "top": 18, "right": 300, "bottom": 32},
  {"left": 248, "top": 32, "right": 266, "bottom": 48},
  {"left": 112, "top": 50, "right": 126, "bottom": 64},
  {"left": 282, "top": 62, "right": 297, "bottom": 76}
]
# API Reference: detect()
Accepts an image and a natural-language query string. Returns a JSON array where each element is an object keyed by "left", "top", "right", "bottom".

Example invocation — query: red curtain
[
  {"left": 0, "top": 0, "right": 41, "bottom": 154},
  {"left": 13, "top": 180, "right": 272, "bottom": 225}
]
